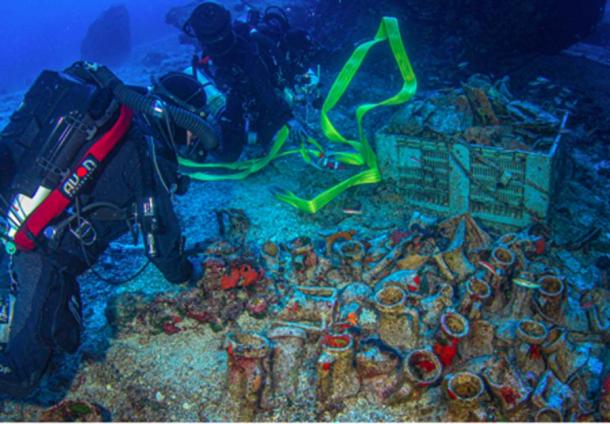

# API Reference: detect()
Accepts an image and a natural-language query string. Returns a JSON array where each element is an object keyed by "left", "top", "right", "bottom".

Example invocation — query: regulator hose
[{"left": 84, "top": 62, "right": 219, "bottom": 152}]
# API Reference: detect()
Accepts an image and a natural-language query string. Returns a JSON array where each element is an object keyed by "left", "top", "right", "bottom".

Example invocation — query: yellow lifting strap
[{"left": 178, "top": 16, "right": 418, "bottom": 213}]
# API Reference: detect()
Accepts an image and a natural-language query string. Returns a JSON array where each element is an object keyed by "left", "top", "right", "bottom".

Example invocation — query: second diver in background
[{"left": 183, "top": 2, "right": 320, "bottom": 162}]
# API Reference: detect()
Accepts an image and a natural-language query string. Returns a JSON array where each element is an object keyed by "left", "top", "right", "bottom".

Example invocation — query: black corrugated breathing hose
[{"left": 85, "top": 63, "right": 219, "bottom": 152}]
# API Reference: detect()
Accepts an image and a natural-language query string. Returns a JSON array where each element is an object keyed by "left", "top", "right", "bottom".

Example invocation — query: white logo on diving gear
[
  {"left": 0, "top": 364, "right": 12, "bottom": 374},
  {"left": 61, "top": 156, "right": 99, "bottom": 199}
]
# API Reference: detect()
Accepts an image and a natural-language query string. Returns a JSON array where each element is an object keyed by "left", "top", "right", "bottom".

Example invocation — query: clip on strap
[
  {"left": 0, "top": 290, "right": 16, "bottom": 347},
  {"left": 1, "top": 240, "right": 16, "bottom": 256},
  {"left": 70, "top": 217, "right": 97, "bottom": 246}
]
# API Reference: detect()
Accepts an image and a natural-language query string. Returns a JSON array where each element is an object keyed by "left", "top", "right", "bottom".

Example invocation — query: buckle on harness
[{"left": 70, "top": 217, "right": 97, "bottom": 246}]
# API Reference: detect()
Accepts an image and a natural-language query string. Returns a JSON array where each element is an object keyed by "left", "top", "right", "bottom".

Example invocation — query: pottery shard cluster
[{"left": 224, "top": 212, "right": 609, "bottom": 421}]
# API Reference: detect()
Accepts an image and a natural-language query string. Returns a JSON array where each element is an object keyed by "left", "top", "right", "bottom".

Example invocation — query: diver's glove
[
  {"left": 181, "top": 259, "right": 204, "bottom": 286},
  {"left": 287, "top": 118, "right": 309, "bottom": 144}
]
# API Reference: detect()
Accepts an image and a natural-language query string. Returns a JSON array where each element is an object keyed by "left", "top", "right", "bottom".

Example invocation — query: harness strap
[
  {"left": 88, "top": 205, "right": 130, "bottom": 221},
  {"left": 13, "top": 106, "right": 134, "bottom": 251}
]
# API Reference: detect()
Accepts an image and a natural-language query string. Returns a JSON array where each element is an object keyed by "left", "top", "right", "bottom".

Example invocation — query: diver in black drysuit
[
  {"left": 184, "top": 2, "right": 316, "bottom": 162},
  {"left": 0, "top": 68, "right": 212, "bottom": 398}
]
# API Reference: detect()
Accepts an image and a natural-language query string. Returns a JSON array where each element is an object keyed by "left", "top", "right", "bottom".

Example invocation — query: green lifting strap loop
[{"left": 178, "top": 16, "right": 417, "bottom": 213}]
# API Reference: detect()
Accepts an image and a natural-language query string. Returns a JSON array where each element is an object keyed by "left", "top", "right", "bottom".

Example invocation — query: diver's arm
[
  {"left": 248, "top": 52, "right": 293, "bottom": 124},
  {"left": 147, "top": 192, "right": 194, "bottom": 285},
  {"left": 0, "top": 144, "right": 16, "bottom": 198}
]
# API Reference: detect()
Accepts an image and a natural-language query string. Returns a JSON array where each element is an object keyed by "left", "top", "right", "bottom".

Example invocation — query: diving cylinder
[
  {"left": 2, "top": 187, "right": 52, "bottom": 254},
  {"left": 184, "top": 66, "right": 226, "bottom": 120}
]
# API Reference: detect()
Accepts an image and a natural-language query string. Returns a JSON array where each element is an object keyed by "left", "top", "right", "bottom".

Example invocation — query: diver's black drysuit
[
  {"left": 199, "top": 24, "right": 295, "bottom": 162},
  {"left": 0, "top": 124, "right": 193, "bottom": 398}
]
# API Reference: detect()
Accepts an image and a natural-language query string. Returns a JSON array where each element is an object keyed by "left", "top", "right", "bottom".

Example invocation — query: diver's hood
[
  {"left": 152, "top": 72, "right": 217, "bottom": 163},
  {"left": 185, "top": 2, "right": 235, "bottom": 50},
  {"left": 153, "top": 72, "right": 208, "bottom": 117},
  {"left": 259, "top": 6, "right": 290, "bottom": 39}
]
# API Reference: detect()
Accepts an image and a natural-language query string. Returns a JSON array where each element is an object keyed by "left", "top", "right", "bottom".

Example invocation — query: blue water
[{"left": 0, "top": 0, "right": 186, "bottom": 91}]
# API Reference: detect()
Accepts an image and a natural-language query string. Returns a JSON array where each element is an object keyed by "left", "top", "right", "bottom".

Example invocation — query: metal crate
[{"left": 375, "top": 131, "right": 566, "bottom": 229}]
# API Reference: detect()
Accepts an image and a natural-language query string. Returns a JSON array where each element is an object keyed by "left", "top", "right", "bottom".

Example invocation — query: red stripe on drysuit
[{"left": 14, "top": 106, "right": 134, "bottom": 251}]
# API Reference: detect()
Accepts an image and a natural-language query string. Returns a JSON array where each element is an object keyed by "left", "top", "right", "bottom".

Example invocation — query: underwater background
[
  {"left": 1, "top": 0, "right": 609, "bottom": 421},
  {"left": 0, "top": 0, "right": 183, "bottom": 91}
]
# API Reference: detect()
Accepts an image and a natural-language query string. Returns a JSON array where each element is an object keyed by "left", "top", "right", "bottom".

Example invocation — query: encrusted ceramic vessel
[
  {"left": 581, "top": 288, "right": 610, "bottom": 339},
  {"left": 534, "top": 406, "right": 564, "bottom": 422},
  {"left": 335, "top": 239, "right": 366, "bottom": 281},
  {"left": 441, "top": 220, "right": 476, "bottom": 280},
  {"left": 384, "top": 348, "right": 443, "bottom": 404},
  {"left": 226, "top": 331, "right": 271, "bottom": 421},
  {"left": 461, "top": 319, "right": 496, "bottom": 360},
  {"left": 477, "top": 263, "right": 506, "bottom": 313},
  {"left": 356, "top": 338, "right": 402, "bottom": 403},
  {"left": 421, "top": 283, "right": 454, "bottom": 327},
  {"left": 531, "top": 370, "right": 577, "bottom": 422},
  {"left": 276, "top": 286, "right": 337, "bottom": 332},
  {"left": 443, "top": 371, "right": 488, "bottom": 421},
  {"left": 433, "top": 309, "right": 469, "bottom": 367},
  {"left": 535, "top": 275, "right": 565, "bottom": 321},
  {"left": 459, "top": 276, "right": 492, "bottom": 320},
  {"left": 506, "top": 271, "right": 538, "bottom": 319},
  {"left": 374, "top": 286, "right": 420, "bottom": 351},
  {"left": 289, "top": 236, "right": 319, "bottom": 284},
  {"left": 317, "top": 333, "right": 361, "bottom": 407},
  {"left": 482, "top": 355, "right": 532, "bottom": 415},
  {"left": 515, "top": 319, "right": 547, "bottom": 378},
  {"left": 267, "top": 326, "right": 307, "bottom": 407},
  {"left": 541, "top": 327, "right": 591, "bottom": 383},
  {"left": 491, "top": 245, "right": 517, "bottom": 277}
]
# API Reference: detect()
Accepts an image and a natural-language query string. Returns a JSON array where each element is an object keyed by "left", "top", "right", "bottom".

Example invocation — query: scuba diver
[
  {"left": 0, "top": 61, "right": 217, "bottom": 398},
  {"left": 182, "top": 1, "right": 319, "bottom": 162}
]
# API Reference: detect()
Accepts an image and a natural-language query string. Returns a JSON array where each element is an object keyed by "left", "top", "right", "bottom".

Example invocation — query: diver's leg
[
  {"left": 256, "top": 106, "right": 289, "bottom": 148},
  {"left": 0, "top": 251, "right": 82, "bottom": 398}
]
